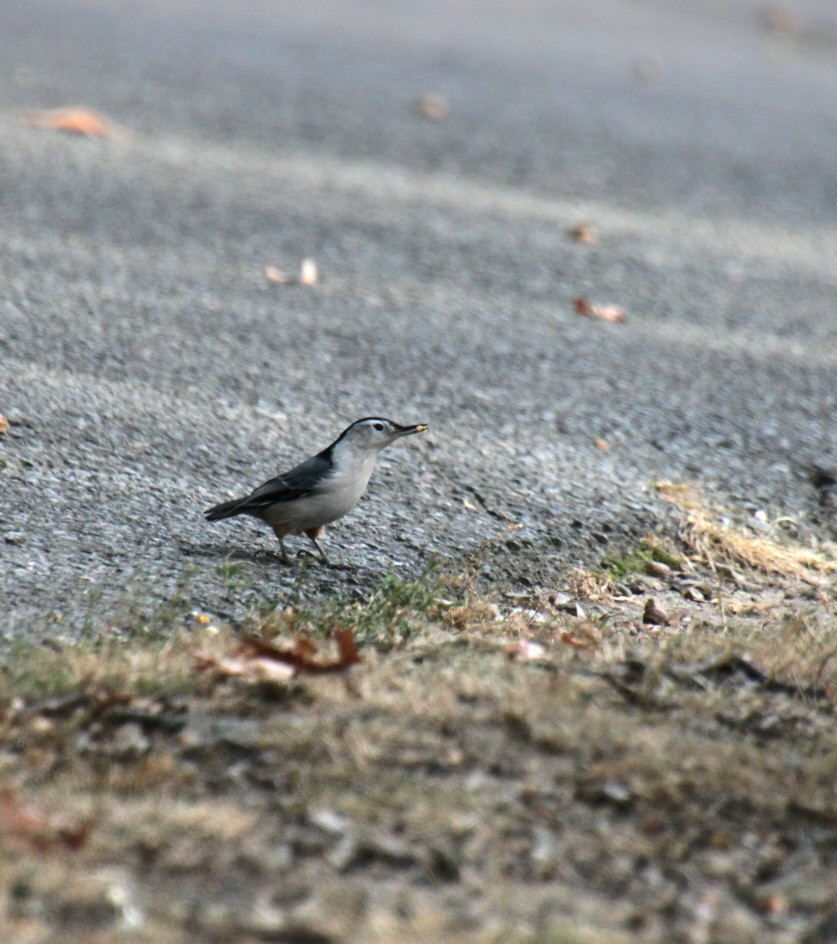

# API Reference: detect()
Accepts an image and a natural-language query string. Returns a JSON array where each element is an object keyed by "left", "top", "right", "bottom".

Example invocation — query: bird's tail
[{"left": 204, "top": 497, "right": 246, "bottom": 521}]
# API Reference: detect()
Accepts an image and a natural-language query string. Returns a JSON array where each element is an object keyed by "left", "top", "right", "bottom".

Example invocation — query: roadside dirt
[{"left": 0, "top": 543, "right": 833, "bottom": 944}]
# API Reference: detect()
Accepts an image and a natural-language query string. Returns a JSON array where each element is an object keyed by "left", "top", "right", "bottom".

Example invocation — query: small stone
[
  {"left": 643, "top": 598, "right": 671, "bottom": 626},
  {"left": 426, "top": 843, "right": 461, "bottom": 882},
  {"left": 4, "top": 531, "right": 24, "bottom": 545},
  {"left": 711, "top": 903, "right": 763, "bottom": 944},
  {"left": 110, "top": 723, "right": 150, "bottom": 758},
  {"left": 582, "top": 779, "right": 633, "bottom": 807},
  {"left": 552, "top": 594, "right": 585, "bottom": 619},
  {"left": 530, "top": 826, "right": 560, "bottom": 879},
  {"left": 628, "top": 575, "right": 664, "bottom": 594},
  {"left": 309, "top": 807, "right": 349, "bottom": 836},
  {"left": 330, "top": 832, "right": 417, "bottom": 872},
  {"left": 645, "top": 560, "right": 671, "bottom": 578}
]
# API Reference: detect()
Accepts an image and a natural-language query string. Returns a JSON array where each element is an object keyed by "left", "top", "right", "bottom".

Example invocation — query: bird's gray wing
[{"left": 237, "top": 453, "right": 333, "bottom": 510}]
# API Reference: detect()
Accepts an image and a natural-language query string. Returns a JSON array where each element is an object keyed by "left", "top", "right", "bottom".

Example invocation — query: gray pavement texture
[{"left": 1, "top": 0, "right": 835, "bottom": 638}]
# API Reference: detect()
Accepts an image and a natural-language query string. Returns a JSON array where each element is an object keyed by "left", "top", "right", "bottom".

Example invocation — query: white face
[{"left": 338, "top": 417, "right": 427, "bottom": 452}]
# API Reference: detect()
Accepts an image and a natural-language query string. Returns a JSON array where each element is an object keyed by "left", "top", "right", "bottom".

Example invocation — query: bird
[{"left": 204, "top": 417, "right": 428, "bottom": 564}]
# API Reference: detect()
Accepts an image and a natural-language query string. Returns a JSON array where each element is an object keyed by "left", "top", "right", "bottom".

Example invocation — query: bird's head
[{"left": 334, "top": 417, "right": 428, "bottom": 453}]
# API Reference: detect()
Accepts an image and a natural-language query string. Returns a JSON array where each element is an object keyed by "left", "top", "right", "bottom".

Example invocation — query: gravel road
[{"left": 1, "top": 0, "right": 835, "bottom": 637}]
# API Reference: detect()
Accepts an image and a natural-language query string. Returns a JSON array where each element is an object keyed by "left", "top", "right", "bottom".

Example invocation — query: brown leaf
[
  {"left": 414, "top": 94, "right": 448, "bottom": 121},
  {"left": 568, "top": 223, "right": 598, "bottom": 244},
  {"left": 196, "top": 630, "right": 361, "bottom": 683},
  {"left": 240, "top": 629, "right": 360, "bottom": 674},
  {"left": 559, "top": 622, "right": 602, "bottom": 650},
  {"left": 574, "top": 297, "right": 627, "bottom": 324},
  {"left": 762, "top": 4, "right": 800, "bottom": 35},
  {"left": 0, "top": 413, "right": 8, "bottom": 435},
  {"left": 20, "top": 107, "right": 127, "bottom": 138},
  {"left": 0, "top": 787, "right": 92, "bottom": 852},
  {"left": 642, "top": 598, "right": 671, "bottom": 626}
]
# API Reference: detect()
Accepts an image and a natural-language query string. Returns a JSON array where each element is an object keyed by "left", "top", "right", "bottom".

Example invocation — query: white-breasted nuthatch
[{"left": 204, "top": 417, "right": 428, "bottom": 564}]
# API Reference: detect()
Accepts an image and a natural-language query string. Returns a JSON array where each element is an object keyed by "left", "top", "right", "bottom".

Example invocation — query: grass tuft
[{"left": 655, "top": 481, "right": 837, "bottom": 584}]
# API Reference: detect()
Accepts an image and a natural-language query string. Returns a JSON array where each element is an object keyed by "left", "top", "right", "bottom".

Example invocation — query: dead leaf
[
  {"left": 194, "top": 652, "right": 295, "bottom": 685},
  {"left": 559, "top": 621, "right": 601, "bottom": 650},
  {"left": 632, "top": 55, "right": 661, "bottom": 82},
  {"left": 298, "top": 258, "right": 318, "bottom": 285},
  {"left": 761, "top": 894, "right": 788, "bottom": 916},
  {"left": 265, "top": 265, "right": 293, "bottom": 285},
  {"left": 265, "top": 259, "right": 318, "bottom": 286},
  {"left": 574, "top": 297, "right": 627, "bottom": 324},
  {"left": 197, "top": 629, "right": 361, "bottom": 682},
  {"left": 568, "top": 223, "right": 598, "bottom": 244},
  {"left": 0, "top": 413, "right": 8, "bottom": 435},
  {"left": 504, "top": 640, "right": 547, "bottom": 662},
  {"left": 414, "top": 94, "right": 448, "bottom": 121},
  {"left": 0, "top": 787, "right": 92, "bottom": 852},
  {"left": 240, "top": 629, "right": 360, "bottom": 674},
  {"left": 642, "top": 598, "right": 671, "bottom": 626},
  {"left": 762, "top": 3, "right": 800, "bottom": 35},
  {"left": 19, "top": 107, "right": 127, "bottom": 138}
]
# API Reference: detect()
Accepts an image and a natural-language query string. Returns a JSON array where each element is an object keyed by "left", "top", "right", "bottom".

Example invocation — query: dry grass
[
  {"left": 0, "top": 543, "right": 834, "bottom": 943},
  {"left": 655, "top": 480, "right": 837, "bottom": 585}
]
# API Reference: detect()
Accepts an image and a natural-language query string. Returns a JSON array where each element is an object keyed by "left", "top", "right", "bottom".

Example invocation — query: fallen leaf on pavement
[
  {"left": 568, "top": 223, "right": 598, "bottom": 244},
  {"left": 19, "top": 107, "right": 127, "bottom": 138},
  {"left": 0, "top": 414, "right": 8, "bottom": 435},
  {"left": 762, "top": 3, "right": 800, "bottom": 35},
  {"left": 298, "top": 258, "right": 318, "bottom": 285},
  {"left": 414, "top": 94, "right": 448, "bottom": 120},
  {"left": 632, "top": 54, "right": 661, "bottom": 82},
  {"left": 0, "top": 787, "right": 92, "bottom": 852},
  {"left": 574, "top": 297, "right": 627, "bottom": 323},
  {"left": 265, "top": 259, "right": 318, "bottom": 286},
  {"left": 265, "top": 265, "right": 293, "bottom": 285}
]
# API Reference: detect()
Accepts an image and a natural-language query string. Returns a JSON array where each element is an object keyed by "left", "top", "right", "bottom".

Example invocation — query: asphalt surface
[{"left": 1, "top": 0, "right": 835, "bottom": 638}]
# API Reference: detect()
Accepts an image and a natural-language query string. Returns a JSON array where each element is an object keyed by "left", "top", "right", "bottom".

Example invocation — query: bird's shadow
[
  {"left": 179, "top": 541, "right": 354, "bottom": 571},
  {"left": 179, "top": 541, "right": 284, "bottom": 565}
]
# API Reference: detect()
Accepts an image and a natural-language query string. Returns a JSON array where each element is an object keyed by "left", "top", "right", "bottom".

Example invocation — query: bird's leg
[
  {"left": 271, "top": 525, "right": 290, "bottom": 564},
  {"left": 304, "top": 527, "right": 330, "bottom": 565}
]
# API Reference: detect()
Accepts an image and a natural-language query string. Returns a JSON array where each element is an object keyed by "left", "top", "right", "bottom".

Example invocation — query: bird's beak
[{"left": 396, "top": 423, "right": 428, "bottom": 437}]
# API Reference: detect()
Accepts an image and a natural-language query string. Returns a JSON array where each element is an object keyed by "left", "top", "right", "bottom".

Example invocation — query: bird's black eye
[{"left": 373, "top": 422, "right": 385, "bottom": 431}]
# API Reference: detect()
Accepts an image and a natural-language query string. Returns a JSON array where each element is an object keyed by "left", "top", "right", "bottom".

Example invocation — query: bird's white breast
[{"left": 262, "top": 446, "right": 379, "bottom": 532}]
